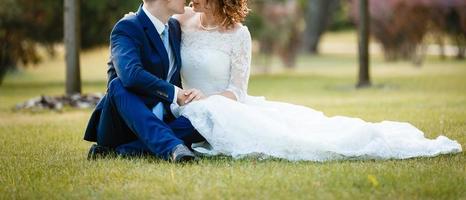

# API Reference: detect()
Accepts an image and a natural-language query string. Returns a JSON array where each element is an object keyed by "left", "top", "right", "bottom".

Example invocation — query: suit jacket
[{"left": 84, "top": 5, "right": 182, "bottom": 142}]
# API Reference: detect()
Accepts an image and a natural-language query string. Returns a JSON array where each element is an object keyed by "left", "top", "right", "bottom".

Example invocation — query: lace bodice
[{"left": 180, "top": 24, "right": 252, "bottom": 102}]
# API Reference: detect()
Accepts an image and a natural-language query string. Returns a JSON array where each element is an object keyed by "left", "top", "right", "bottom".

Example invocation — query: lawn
[{"left": 0, "top": 39, "right": 465, "bottom": 199}]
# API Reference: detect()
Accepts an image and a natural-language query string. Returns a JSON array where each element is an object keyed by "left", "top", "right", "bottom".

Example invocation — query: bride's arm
[{"left": 219, "top": 26, "right": 252, "bottom": 102}]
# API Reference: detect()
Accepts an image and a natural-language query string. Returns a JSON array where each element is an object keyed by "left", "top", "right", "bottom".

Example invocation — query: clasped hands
[{"left": 177, "top": 88, "right": 206, "bottom": 106}]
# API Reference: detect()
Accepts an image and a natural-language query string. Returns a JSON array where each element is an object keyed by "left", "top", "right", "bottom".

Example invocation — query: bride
[{"left": 172, "top": 0, "right": 461, "bottom": 161}]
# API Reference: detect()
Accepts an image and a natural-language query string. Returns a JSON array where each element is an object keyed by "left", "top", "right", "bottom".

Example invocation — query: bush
[
  {"left": 245, "top": 0, "right": 305, "bottom": 69},
  {"left": 349, "top": 0, "right": 466, "bottom": 65},
  {"left": 0, "top": 0, "right": 63, "bottom": 84},
  {"left": 0, "top": 0, "right": 141, "bottom": 84},
  {"left": 80, "top": 1, "right": 141, "bottom": 49}
]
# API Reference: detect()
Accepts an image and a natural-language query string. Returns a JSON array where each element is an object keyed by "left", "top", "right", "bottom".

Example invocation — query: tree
[
  {"left": 64, "top": 0, "right": 81, "bottom": 95},
  {"left": 357, "top": 0, "right": 371, "bottom": 88},
  {"left": 246, "top": 0, "right": 305, "bottom": 70},
  {"left": 0, "top": 0, "right": 140, "bottom": 85},
  {"left": 349, "top": 0, "right": 466, "bottom": 64},
  {"left": 0, "top": 0, "right": 63, "bottom": 85},
  {"left": 302, "top": 0, "right": 341, "bottom": 54}
]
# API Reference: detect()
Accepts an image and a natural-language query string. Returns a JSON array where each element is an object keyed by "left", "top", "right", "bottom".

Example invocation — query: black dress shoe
[
  {"left": 87, "top": 144, "right": 112, "bottom": 160},
  {"left": 170, "top": 144, "right": 197, "bottom": 163}
]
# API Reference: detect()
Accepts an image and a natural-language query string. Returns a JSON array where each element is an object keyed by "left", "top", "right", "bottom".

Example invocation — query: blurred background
[
  {"left": 0, "top": 0, "right": 465, "bottom": 96},
  {"left": 1, "top": 2, "right": 465, "bottom": 198}
]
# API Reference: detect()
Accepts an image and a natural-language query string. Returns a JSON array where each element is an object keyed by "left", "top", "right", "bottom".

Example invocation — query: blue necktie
[
  {"left": 162, "top": 24, "right": 176, "bottom": 81},
  {"left": 161, "top": 24, "right": 170, "bottom": 58}
]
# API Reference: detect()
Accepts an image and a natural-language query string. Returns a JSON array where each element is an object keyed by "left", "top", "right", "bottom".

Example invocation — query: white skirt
[{"left": 179, "top": 95, "right": 462, "bottom": 161}]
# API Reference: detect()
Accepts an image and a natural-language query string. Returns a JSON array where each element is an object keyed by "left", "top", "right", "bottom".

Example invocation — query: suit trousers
[{"left": 96, "top": 78, "right": 204, "bottom": 159}]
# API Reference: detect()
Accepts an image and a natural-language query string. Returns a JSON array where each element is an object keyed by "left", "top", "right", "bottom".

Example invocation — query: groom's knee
[
  {"left": 107, "top": 77, "right": 153, "bottom": 107},
  {"left": 108, "top": 78, "right": 128, "bottom": 99}
]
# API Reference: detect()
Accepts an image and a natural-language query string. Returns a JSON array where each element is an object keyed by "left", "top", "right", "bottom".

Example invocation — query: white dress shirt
[{"left": 142, "top": 5, "right": 180, "bottom": 118}]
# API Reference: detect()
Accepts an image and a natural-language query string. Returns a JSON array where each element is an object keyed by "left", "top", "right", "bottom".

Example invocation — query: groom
[{"left": 83, "top": 0, "right": 205, "bottom": 162}]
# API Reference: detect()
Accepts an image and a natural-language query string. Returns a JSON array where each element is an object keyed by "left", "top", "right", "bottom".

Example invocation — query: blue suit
[{"left": 83, "top": 6, "right": 204, "bottom": 159}]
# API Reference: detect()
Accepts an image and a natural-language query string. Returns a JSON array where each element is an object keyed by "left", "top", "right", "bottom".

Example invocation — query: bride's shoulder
[
  {"left": 230, "top": 24, "right": 251, "bottom": 39},
  {"left": 173, "top": 7, "right": 196, "bottom": 25}
]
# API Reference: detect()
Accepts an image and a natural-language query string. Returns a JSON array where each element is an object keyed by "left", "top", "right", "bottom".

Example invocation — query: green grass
[{"left": 0, "top": 44, "right": 465, "bottom": 199}]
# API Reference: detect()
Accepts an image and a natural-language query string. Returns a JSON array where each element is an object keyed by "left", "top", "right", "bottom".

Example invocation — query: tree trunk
[
  {"left": 455, "top": 35, "right": 466, "bottom": 60},
  {"left": 64, "top": 0, "right": 81, "bottom": 95},
  {"left": 357, "top": 0, "right": 371, "bottom": 88},
  {"left": 303, "top": 0, "right": 340, "bottom": 54}
]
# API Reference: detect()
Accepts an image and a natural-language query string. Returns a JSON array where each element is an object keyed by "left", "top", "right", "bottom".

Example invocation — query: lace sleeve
[{"left": 226, "top": 26, "right": 252, "bottom": 103}]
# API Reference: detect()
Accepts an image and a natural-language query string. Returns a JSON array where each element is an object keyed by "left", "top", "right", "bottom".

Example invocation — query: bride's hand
[
  {"left": 124, "top": 12, "right": 136, "bottom": 18},
  {"left": 183, "top": 89, "right": 206, "bottom": 104}
]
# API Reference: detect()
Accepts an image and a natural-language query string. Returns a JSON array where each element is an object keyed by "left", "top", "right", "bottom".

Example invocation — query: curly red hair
[{"left": 208, "top": 0, "right": 250, "bottom": 29}]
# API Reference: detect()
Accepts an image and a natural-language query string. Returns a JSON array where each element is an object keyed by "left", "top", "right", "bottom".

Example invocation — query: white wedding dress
[{"left": 177, "top": 24, "right": 462, "bottom": 161}]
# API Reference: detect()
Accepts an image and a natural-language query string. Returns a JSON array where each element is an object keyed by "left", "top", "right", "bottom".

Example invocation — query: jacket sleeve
[{"left": 110, "top": 20, "right": 175, "bottom": 103}]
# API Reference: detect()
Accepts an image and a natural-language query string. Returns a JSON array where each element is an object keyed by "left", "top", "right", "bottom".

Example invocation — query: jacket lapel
[{"left": 136, "top": 6, "right": 169, "bottom": 79}]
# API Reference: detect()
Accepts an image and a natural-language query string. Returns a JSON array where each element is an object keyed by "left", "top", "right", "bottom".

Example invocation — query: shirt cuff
[
  {"left": 170, "top": 86, "right": 181, "bottom": 118},
  {"left": 172, "top": 86, "right": 179, "bottom": 104},
  {"left": 170, "top": 103, "right": 181, "bottom": 118}
]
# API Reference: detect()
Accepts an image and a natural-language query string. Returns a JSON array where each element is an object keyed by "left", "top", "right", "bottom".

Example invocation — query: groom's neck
[{"left": 144, "top": 2, "right": 171, "bottom": 24}]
